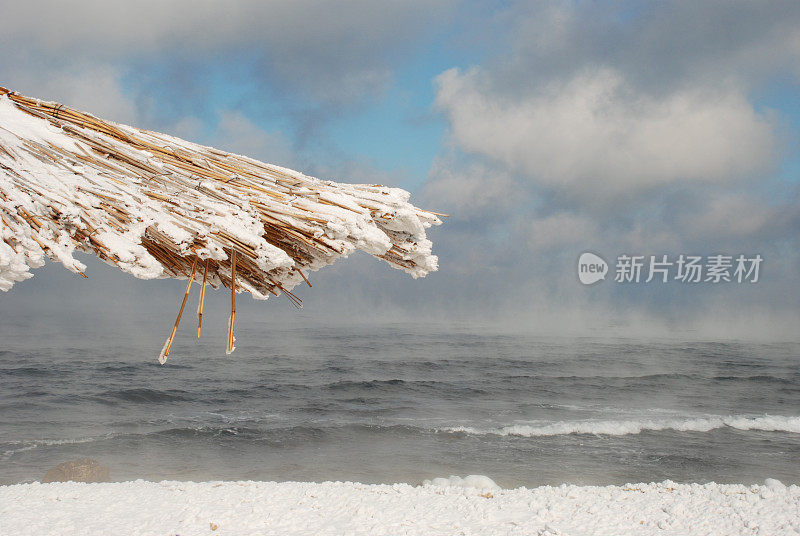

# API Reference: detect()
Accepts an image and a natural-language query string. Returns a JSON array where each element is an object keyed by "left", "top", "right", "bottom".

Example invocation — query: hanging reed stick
[
  {"left": 226, "top": 250, "right": 237, "bottom": 355},
  {"left": 197, "top": 259, "right": 208, "bottom": 338},
  {"left": 295, "top": 267, "right": 312, "bottom": 288},
  {"left": 158, "top": 257, "right": 198, "bottom": 364}
]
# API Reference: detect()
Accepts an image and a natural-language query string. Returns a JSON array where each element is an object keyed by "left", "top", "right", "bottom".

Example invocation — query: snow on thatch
[{"left": 0, "top": 87, "right": 444, "bottom": 360}]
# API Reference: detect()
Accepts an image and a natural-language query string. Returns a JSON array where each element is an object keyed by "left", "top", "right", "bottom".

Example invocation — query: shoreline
[{"left": 1, "top": 479, "right": 797, "bottom": 535}]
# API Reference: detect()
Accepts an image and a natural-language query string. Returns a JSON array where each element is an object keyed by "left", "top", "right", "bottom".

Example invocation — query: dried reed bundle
[{"left": 0, "top": 87, "right": 444, "bottom": 360}]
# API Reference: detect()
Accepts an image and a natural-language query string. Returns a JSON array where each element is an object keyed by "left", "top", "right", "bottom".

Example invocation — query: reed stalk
[
  {"left": 158, "top": 258, "right": 198, "bottom": 364},
  {"left": 227, "top": 250, "right": 236, "bottom": 355},
  {"left": 197, "top": 259, "right": 208, "bottom": 338}
]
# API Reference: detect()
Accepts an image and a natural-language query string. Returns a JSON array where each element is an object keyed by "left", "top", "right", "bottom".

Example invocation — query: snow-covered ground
[{"left": 1, "top": 478, "right": 798, "bottom": 535}]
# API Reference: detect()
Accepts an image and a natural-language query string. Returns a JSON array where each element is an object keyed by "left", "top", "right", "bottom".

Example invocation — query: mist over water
[{"left": 1, "top": 317, "right": 799, "bottom": 488}]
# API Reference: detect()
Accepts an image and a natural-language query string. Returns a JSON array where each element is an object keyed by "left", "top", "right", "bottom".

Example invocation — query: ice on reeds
[
  {"left": 0, "top": 87, "right": 444, "bottom": 357},
  {"left": 157, "top": 339, "right": 170, "bottom": 365},
  {"left": 0, "top": 89, "right": 442, "bottom": 300}
]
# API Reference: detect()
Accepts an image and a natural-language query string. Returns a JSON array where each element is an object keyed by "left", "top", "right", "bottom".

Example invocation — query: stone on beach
[{"left": 41, "top": 459, "right": 109, "bottom": 483}]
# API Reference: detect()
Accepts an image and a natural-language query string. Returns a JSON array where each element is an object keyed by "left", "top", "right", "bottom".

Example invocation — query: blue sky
[
  {"left": 1, "top": 1, "right": 799, "bottom": 337},
  {"left": 113, "top": 12, "right": 473, "bottom": 192}
]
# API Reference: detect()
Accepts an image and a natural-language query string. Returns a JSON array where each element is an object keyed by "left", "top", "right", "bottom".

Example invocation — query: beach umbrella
[{"left": 0, "top": 87, "right": 444, "bottom": 362}]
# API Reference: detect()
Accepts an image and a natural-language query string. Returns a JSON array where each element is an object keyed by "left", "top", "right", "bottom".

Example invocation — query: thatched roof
[{"left": 0, "top": 87, "right": 443, "bottom": 359}]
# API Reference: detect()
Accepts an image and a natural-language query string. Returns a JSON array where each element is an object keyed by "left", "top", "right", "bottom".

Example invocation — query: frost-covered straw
[{"left": 0, "top": 86, "right": 445, "bottom": 360}]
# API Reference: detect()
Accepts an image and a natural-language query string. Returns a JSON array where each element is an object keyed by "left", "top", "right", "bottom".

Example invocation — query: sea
[{"left": 1, "top": 316, "right": 798, "bottom": 488}]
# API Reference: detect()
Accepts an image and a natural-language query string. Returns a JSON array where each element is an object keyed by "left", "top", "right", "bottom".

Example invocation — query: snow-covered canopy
[{"left": 0, "top": 87, "right": 442, "bottom": 300}]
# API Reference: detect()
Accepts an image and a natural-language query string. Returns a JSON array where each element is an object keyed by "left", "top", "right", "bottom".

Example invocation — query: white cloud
[
  {"left": 3, "top": 63, "right": 138, "bottom": 125},
  {"left": 210, "top": 112, "right": 295, "bottom": 168},
  {"left": 168, "top": 116, "right": 206, "bottom": 142},
  {"left": 422, "top": 158, "right": 520, "bottom": 218},
  {"left": 435, "top": 67, "right": 776, "bottom": 195},
  {"left": 523, "top": 213, "right": 598, "bottom": 252},
  {"left": 0, "top": 0, "right": 454, "bottom": 106},
  {"left": 678, "top": 193, "right": 786, "bottom": 240},
  {"left": 0, "top": 1, "right": 448, "bottom": 54}
]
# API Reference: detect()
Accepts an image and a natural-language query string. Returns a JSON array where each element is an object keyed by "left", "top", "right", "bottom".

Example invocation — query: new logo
[{"left": 578, "top": 252, "right": 608, "bottom": 285}]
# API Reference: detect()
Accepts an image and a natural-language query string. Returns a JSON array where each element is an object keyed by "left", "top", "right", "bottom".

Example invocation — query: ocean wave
[
  {"left": 324, "top": 379, "right": 489, "bottom": 396},
  {"left": 96, "top": 388, "right": 191, "bottom": 404},
  {"left": 443, "top": 415, "right": 800, "bottom": 437},
  {"left": 1, "top": 433, "right": 116, "bottom": 458},
  {"left": 0, "top": 422, "right": 434, "bottom": 460}
]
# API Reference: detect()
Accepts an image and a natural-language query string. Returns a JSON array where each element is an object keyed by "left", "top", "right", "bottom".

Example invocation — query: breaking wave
[{"left": 444, "top": 415, "right": 800, "bottom": 438}]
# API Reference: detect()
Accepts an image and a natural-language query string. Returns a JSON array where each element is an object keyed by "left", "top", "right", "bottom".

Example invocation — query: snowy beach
[{"left": 1, "top": 478, "right": 798, "bottom": 535}]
